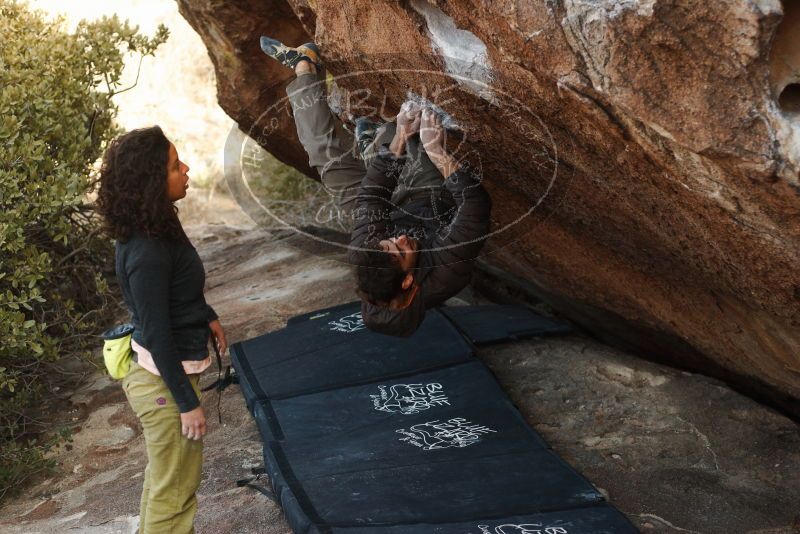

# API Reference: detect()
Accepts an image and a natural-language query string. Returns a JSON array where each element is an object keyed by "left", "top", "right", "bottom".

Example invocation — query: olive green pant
[{"left": 123, "top": 361, "right": 203, "bottom": 534}]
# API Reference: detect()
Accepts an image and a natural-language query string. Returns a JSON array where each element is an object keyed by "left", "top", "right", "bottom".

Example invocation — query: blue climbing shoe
[{"left": 259, "top": 36, "right": 321, "bottom": 69}]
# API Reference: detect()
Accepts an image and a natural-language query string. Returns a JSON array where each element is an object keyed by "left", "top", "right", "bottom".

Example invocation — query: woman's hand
[
  {"left": 180, "top": 405, "right": 207, "bottom": 440},
  {"left": 209, "top": 319, "right": 227, "bottom": 356},
  {"left": 420, "top": 109, "right": 459, "bottom": 178}
]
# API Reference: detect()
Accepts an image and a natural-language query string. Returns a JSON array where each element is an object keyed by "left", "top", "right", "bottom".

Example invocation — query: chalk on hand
[{"left": 405, "top": 92, "right": 461, "bottom": 131}]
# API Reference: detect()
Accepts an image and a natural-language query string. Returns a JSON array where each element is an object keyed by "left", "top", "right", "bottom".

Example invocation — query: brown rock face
[{"left": 178, "top": 0, "right": 800, "bottom": 416}]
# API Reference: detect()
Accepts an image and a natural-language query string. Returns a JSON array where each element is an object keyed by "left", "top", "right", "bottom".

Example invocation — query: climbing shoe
[{"left": 259, "top": 36, "right": 321, "bottom": 69}]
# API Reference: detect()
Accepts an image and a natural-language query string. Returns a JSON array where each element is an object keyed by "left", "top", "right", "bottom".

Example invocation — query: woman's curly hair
[{"left": 96, "top": 126, "right": 187, "bottom": 243}]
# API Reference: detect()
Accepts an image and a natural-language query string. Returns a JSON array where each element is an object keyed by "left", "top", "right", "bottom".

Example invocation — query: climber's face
[{"left": 380, "top": 234, "right": 418, "bottom": 272}]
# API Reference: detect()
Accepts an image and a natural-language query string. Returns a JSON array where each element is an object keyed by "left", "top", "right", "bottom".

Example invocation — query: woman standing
[{"left": 97, "top": 126, "right": 226, "bottom": 533}]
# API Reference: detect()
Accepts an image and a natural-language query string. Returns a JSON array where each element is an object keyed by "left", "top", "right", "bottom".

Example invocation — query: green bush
[
  {"left": 239, "top": 135, "right": 348, "bottom": 230},
  {"left": 247, "top": 146, "right": 318, "bottom": 202},
  {"left": 0, "top": 1, "right": 167, "bottom": 501}
]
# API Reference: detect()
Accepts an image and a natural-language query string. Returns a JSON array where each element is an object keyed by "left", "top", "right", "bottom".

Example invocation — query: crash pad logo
[
  {"left": 371, "top": 382, "right": 450, "bottom": 415},
  {"left": 328, "top": 312, "right": 365, "bottom": 333},
  {"left": 396, "top": 417, "right": 496, "bottom": 450},
  {"left": 477, "top": 525, "right": 569, "bottom": 534}
]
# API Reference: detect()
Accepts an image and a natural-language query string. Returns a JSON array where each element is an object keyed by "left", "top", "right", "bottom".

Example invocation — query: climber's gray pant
[{"left": 286, "top": 72, "right": 442, "bottom": 215}]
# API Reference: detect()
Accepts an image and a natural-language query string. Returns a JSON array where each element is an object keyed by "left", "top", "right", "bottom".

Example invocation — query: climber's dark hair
[
  {"left": 351, "top": 243, "right": 407, "bottom": 305},
  {"left": 96, "top": 126, "right": 187, "bottom": 243}
]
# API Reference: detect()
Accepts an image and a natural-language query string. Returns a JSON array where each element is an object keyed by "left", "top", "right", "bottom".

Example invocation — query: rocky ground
[{"left": 1, "top": 219, "right": 798, "bottom": 534}]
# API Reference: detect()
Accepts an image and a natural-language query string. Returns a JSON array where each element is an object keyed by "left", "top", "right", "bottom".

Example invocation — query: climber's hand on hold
[
  {"left": 421, "top": 109, "right": 459, "bottom": 178},
  {"left": 390, "top": 101, "right": 421, "bottom": 156},
  {"left": 389, "top": 101, "right": 422, "bottom": 156},
  {"left": 420, "top": 109, "right": 445, "bottom": 156},
  {"left": 396, "top": 101, "right": 422, "bottom": 140}
]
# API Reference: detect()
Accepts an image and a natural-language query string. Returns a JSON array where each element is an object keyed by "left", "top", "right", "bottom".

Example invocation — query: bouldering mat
[
  {"left": 441, "top": 305, "right": 574, "bottom": 345},
  {"left": 251, "top": 360, "right": 515, "bottom": 441},
  {"left": 265, "top": 441, "right": 605, "bottom": 531},
  {"left": 324, "top": 505, "right": 638, "bottom": 533},
  {"left": 233, "top": 304, "right": 636, "bottom": 533},
  {"left": 231, "top": 307, "right": 472, "bottom": 409},
  {"left": 285, "top": 302, "right": 574, "bottom": 346},
  {"left": 285, "top": 301, "right": 361, "bottom": 326}
]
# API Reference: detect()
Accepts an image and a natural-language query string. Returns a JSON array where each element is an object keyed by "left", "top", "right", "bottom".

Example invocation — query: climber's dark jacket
[{"left": 348, "top": 144, "right": 491, "bottom": 337}]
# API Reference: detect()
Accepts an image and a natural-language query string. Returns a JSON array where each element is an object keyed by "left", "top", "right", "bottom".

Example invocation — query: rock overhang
[{"left": 177, "top": 0, "right": 800, "bottom": 419}]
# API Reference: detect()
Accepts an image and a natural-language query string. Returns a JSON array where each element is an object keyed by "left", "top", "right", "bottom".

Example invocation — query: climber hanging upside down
[{"left": 260, "top": 37, "right": 491, "bottom": 336}]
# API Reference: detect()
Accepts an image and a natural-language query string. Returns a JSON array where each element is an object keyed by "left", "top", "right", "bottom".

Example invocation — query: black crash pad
[
  {"left": 286, "top": 302, "right": 575, "bottom": 347},
  {"left": 441, "top": 305, "right": 574, "bottom": 345},
  {"left": 266, "top": 442, "right": 604, "bottom": 530},
  {"left": 234, "top": 304, "right": 636, "bottom": 534},
  {"left": 252, "top": 360, "right": 514, "bottom": 441},
  {"left": 324, "top": 505, "right": 638, "bottom": 533},
  {"left": 285, "top": 300, "right": 361, "bottom": 326},
  {"left": 267, "top": 400, "right": 548, "bottom": 477},
  {"left": 231, "top": 307, "right": 472, "bottom": 408}
]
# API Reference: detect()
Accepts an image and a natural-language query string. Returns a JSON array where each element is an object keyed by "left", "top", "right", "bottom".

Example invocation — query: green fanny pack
[{"left": 100, "top": 323, "right": 135, "bottom": 379}]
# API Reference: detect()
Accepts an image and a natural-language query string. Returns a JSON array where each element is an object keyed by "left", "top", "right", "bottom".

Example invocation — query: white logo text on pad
[
  {"left": 396, "top": 417, "right": 496, "bottom": 450},
  {"left": 478, "top": 526, "right": 569, "bottom": 534},
  {"left": 328, "top": 312, "right": 365, "bottom": 333},
  {"left": 371, "top": 382, "right": 450, "bottom": 415}
]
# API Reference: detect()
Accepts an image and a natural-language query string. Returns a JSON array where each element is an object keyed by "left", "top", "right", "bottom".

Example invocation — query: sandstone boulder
[{"left": 177, "top": 0, "right": 800, "bottom": 417}]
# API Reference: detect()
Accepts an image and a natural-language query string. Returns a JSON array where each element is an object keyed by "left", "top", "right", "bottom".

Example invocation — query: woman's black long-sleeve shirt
[{"left": 115, "top": 234, "right": 217, "bottom": 412}]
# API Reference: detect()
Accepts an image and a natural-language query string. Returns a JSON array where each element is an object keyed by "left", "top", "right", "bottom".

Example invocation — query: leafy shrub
[
  {"left": 0, "top": 0, "right": 167, "bottom": 501},
  {"left": 238, "top": 133, "right": 349, "bottom": 231}
]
